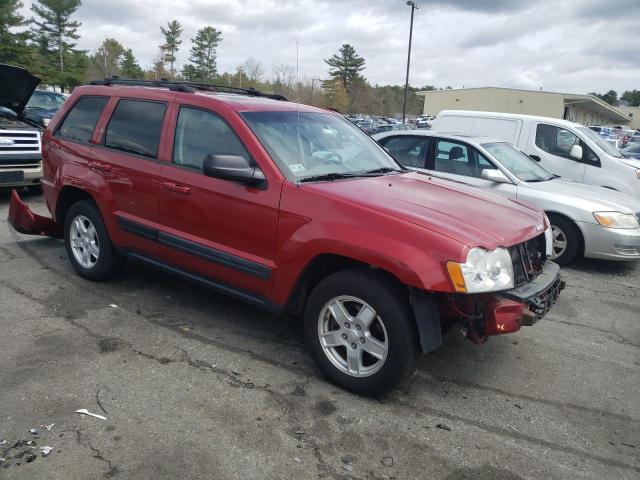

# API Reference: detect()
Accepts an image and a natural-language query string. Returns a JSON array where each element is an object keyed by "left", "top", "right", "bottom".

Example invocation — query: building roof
[{"left": 416, "top": 86, "right": 631, "bottom": 123}]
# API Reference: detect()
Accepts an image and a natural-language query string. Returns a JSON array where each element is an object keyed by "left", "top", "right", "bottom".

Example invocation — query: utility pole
[{"left": 402, "top": 1, "right": 418, "bottom": 124}]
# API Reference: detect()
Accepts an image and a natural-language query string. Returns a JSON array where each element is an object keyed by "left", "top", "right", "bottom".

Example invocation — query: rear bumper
[{"left": 7, "top": 189, "right": 62, "bottom": 237}]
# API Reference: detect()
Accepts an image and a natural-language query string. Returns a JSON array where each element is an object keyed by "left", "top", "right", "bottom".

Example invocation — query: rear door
[
  {"left": 156, "top": 104, "right": 281, "bottom": 299},
  {"left": 377, "top": 135, "right": 430, "bottom": 168},
  {"left": 529, "top": 123, "right": 586, "bottom": 181},
  {"left": 93, "top": 97, "right": 168, "bottom": 253}
]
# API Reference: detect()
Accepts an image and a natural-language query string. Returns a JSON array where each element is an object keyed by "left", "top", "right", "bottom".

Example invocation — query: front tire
[
  {"left": 304, "top": 269, "right": 419, "bottom": 396},
  {"left": 64, "top": 200, "right": 120, "bottom": 281},
  {"left": 548, "top": 214, "right": 580, "bottom": 265}
]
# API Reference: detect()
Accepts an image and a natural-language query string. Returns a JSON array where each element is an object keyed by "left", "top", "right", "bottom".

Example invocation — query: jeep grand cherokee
[{"left": 9, "top": 78, "right": 563, "bottom": 395}]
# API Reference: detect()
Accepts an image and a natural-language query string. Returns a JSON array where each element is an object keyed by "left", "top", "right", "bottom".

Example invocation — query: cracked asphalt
[{"left": 0, "top": 190, "right": 639, "bottom": 480}]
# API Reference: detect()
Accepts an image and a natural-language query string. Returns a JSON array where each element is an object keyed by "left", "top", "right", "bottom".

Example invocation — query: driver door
[
  {"left": 156, "top": 104, "right": 282, "bottom": 298},
  {"left": 530, "top": 123, "right": 586, "bottom": 182}
]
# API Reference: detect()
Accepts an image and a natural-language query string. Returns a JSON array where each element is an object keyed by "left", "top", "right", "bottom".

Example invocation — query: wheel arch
[
  {"left": 545, "top": 210, "right": 585, "bottom": 258},
  {"left": 55, "top": 186, "right": 95, "bottom": 225}
]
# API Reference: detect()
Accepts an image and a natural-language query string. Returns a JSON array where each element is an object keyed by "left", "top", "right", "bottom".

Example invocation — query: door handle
[
  {"left": 89, "top": 161, "right": 112, "bottom": 172},
  {"left": 163, "top": 181, "right": 191, "bottom": 194},
  {"left": 529, "top": 155, "right": 541, "bottom": 162}
]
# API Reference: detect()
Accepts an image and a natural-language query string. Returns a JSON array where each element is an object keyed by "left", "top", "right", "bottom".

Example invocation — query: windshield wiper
[
  {"left": 298, "top": 172, "right": 365, "bottom": 183},
  {"left": 362, "top": 167, "right": 402, "bottom": 175}
]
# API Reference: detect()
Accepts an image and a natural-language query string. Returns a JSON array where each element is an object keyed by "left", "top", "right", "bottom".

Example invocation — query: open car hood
[{"left": 0, "top": 64, "right": 41, "bottom": 116}]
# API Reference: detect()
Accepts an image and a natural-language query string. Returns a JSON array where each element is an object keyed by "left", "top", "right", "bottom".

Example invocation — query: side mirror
[
  {"left": 202, "top": 154, "right": 266, "bottom": 186},
  {"left": 481, "top": 169, "right": 511, "bottom": 183},
  {"left": 570, "top": 144, "right": 583, "bottom": 160}
]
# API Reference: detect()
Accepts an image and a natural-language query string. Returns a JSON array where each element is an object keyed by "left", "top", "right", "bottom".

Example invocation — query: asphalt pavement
[{"left": 1, "top": 190, "right": 638, "bottom": 479}]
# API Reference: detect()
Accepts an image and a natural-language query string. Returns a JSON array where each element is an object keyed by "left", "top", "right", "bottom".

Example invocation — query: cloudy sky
[{"left": 18, "top": 0, "right": 640, "bottom": 93}]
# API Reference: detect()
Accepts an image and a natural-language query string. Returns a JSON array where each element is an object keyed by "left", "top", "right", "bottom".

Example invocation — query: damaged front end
[
  {"left": 7, "top": 189, "right": 62, "bottom": 238},
  {"left": 442, "top": 261, "right": 565, "bottom": 344}
]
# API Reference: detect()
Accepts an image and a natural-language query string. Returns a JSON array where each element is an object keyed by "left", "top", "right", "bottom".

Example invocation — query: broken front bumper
[
  {"left": 7, "top": 189, "right": 63, "bottom": 238},
  {"left": 502, "top": 261, "right": 564, "bottom": 325}
]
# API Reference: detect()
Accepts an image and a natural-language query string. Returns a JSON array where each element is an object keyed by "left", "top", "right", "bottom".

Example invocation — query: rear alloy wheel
[
  {"left": 304, "top": 269, "right": 419, "bottom": 396},
  {"left": 548, "top": 215, "right": 580, "bottom": 265},
  {"left": 64, "top": 200, "right": 121, "bottom": 281}
]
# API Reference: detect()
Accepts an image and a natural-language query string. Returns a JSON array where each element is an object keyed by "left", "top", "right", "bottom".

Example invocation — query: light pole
[{"left": 402, "top": 0, "right": 418, "bottom": 124}]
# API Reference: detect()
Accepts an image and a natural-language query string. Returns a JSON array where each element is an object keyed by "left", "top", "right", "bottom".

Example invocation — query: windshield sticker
[{"left": 290, "top": 163, "right": 306, "bottom": 172}]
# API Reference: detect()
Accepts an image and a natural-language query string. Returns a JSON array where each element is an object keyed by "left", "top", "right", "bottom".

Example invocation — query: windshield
[
  {"left": 482, "top": 142, "right": 554, "bottom": 182},
  {"left": 26, "top": 91, "right": 66, "bottom": 111},
  {"left": 242, "top": 111, "right": 401, "bottom": 181},
  {"left": 576, "top": 126, "right": 623, "bottom": 158}
]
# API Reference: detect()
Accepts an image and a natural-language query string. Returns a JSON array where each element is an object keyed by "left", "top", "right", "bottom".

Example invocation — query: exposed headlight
[
  {"left": 447, "top": 247, "right": 514, "bottom": 293},
  {"left": 593, "top": 211, "right": 640, "bottom": 229},
  {"left": 42, "top": 118, "right": 50, "bottom": 126}
]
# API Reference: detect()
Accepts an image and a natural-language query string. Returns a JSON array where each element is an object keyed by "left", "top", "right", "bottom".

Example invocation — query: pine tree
[
  {"left": 0, "top": 0, "right": 33, "bottom": 67},
  {"left": 183, "top": 26, "right": 222, "bottom": 82},
  {"left": 120, "top": 49, "right": 143, "bottom": 79},
  {"left": 31, "top": 0, "right": 82, "bottom": 73},
  {"left": 324, "top": 44, "right": 366, "bottom": 91},
  {"left": 91, "top": 38, "right": 124, "bottom": 78},
  {"left": 160, "top": 19, "right": 182, "bottom": 77}
]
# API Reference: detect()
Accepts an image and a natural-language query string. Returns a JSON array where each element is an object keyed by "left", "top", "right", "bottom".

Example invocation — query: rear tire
[
  {"left": 548, "top": 214, "right": 580, "bottom": 265},
  {"left": 64, "top": 200, "right": 121, "bottom": 281},
  {"left": 304, "top": 268, "right": 420, "bottom": 396}
]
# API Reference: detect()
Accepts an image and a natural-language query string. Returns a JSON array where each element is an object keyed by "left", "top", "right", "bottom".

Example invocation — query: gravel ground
[{"left": 1, "top": 189, "right": 638, "bottom": 480}]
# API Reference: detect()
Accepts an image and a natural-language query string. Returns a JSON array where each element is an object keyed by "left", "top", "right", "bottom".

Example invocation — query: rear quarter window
[{"left": 55, "top": 96, "right": 109, "bottom": 143}]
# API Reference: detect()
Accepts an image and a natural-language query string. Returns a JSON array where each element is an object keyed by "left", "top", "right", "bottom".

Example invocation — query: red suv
[{"left": 9, "top": 79, "right": 563, "bottom": 395}]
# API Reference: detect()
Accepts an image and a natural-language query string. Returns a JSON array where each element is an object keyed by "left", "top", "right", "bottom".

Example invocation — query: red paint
[{"left": 11, "top": 84, "right": 548, "bottom": 314}]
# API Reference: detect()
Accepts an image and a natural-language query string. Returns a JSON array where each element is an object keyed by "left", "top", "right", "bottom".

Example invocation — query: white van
[{"left": 431, "top": 110, "right": 640, "bottom": 199}]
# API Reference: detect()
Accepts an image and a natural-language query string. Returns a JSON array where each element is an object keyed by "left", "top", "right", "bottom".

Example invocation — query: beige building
[
  {"left": 417, "top": 87, "right": 631, "bottom": 127},
  {"left": 616, "top": 106, "right": 640, "bottom": 130}
]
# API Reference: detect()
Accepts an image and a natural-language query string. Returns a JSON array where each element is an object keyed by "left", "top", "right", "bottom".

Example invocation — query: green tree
[
  {"left": 322, "top": 78, "right": 349, "bottom": 112},
  {"left": 324, "top": 44, "right": 366, "bottom": 91},
  {"left": 90, "top": 38, "right": 124, "bottom": 78},
  {"left": 182, "top": 26, "right": 222, "bottom": 82},
  {"left": 120, "top": 48, "right": 143, "bottom": 79},
  {"left": 31, "top": 0, "right": 82, "bottom": 73},
  {"left": 160, "top": 19, "right": 182, "bottom": 77},
  {"left": 621, "top": 90, "right": 640, "bottom": 107},
  {"left": 0, "top": 0, "right": 32, "bottom": 67},
  {"left": 590, "top": 90, "right": 618, "bottom": 106}
]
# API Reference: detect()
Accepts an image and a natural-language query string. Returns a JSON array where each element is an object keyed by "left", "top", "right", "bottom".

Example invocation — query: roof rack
[{"left": 88, "top": 77, "right": 288, "bottom": 101}]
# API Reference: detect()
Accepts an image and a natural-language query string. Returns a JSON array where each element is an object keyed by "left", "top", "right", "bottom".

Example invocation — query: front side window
[
  {"left": 104, "top": 100, "right": 166, "bottom": 159},
  {"left": 434, "top": 140, "right": 474, "bottom": 176},
  {"left": 535, "top": 124, "right": 580, "bottom": 160},
  {"left": 56, "top": 96, "right": 108, "bottom": 143},
  {"left": 242, "top": 111, "right": 401, "bottom": 180},
  {"left": 379, "top": 135, "right": 429, "bottom": 168},
  {"left": 173, "top": 107, "right": 250, "bottom": 170}
]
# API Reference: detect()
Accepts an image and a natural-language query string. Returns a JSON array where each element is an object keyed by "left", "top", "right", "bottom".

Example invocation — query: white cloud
[{"left": 19, "top": 0, "right": 640, "bottom": 94}]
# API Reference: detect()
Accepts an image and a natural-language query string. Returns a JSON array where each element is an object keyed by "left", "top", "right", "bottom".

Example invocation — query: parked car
[
  {"left": 24, "top": 89, "right": 67, "bottom": 127},
  {"left": 374, "top": 130, "right": 640, "bottom": 264},
  {"left": 371, "top": 123, "right": 413, "bottom": 135},
  {"left": 622, "top": 143, "right": 640, "bottom": 160},
  {"left": 432, "top": 111, "right": 640, "bottom": 198},
  {"left": 9, "top": 78, "right": 563, "bottom": 395},
  {"left": 416, "top": 115, "right": 431, "bottom": 129},
  {"left": 0, "top": 64, "right": 43, "bottom": 189}
]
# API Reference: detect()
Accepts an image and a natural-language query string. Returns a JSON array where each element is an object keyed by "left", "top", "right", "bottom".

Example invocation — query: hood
[
  {"left": 0, "top": 64, "right": 41, "bottom": 116},
  {"left": 526, "top": 178, "right": 640, "bottom": 214},
  {"left": 308, "top": 171, "right": 545, "bottom": 250},
  {"left": 619, "top": 157, "right": 640, "bottom": 169}
]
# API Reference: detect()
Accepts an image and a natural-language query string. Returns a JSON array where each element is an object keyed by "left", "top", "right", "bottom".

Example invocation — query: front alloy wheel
[
  {"left": 318, "top": 295, "right": 389, "bottom": 377},
  {"left": 550, "top": 224, "right": 568, "bottom": 260}
]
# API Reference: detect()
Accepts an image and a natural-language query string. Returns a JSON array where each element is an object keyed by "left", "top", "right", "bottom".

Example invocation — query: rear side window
[
  {"left": 104, "top": 100, "right": 166, "bottom": 159},
  {"left": 172, "top": 107, "right": 250, "bottom": 170},
  {"left": 56, "top": 96, "right": 108, "bottom": 143},
  {"left": 434, "top": 140, "right": 475, "bottom": 176}
]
